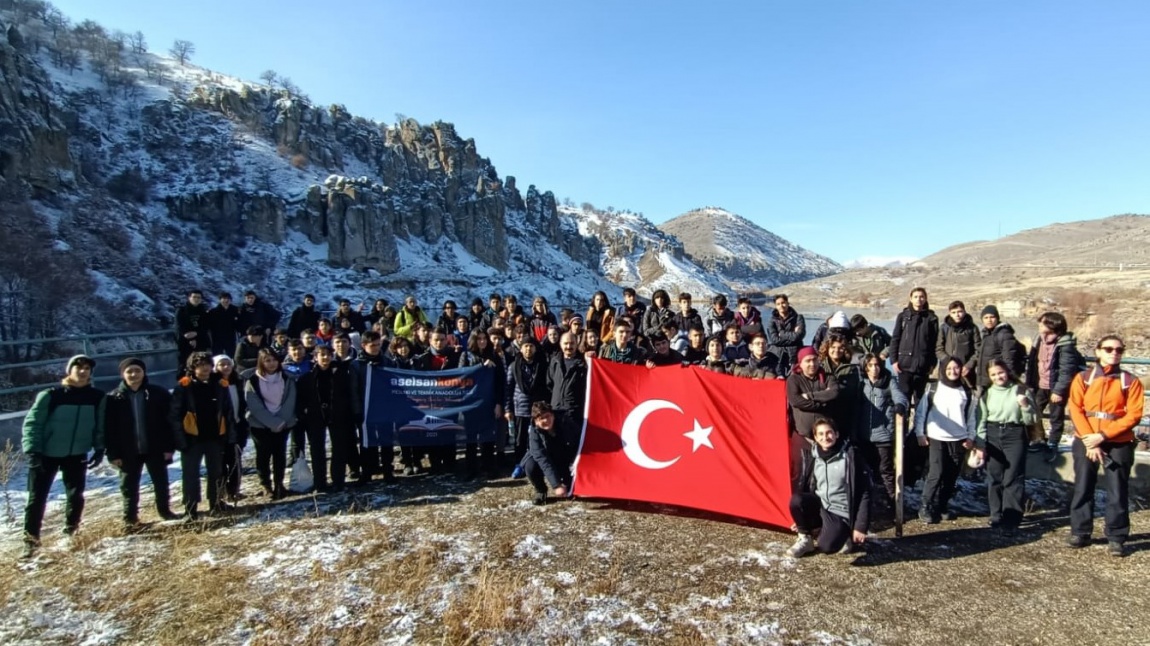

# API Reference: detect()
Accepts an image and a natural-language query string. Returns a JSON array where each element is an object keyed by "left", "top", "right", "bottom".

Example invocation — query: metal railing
[{"left": 0, "top": 329, "right": 177, "bottom": 398}]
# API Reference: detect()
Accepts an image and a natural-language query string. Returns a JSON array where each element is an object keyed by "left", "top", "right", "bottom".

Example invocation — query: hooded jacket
[
  {"left": 976, "top": 322, "right": 1023, "bottom": 388},
  {"left": 767, "top": 309, "right": 806, "bottom": 365},
  {"left": 889, "top": 306, "right": 939, "bottom": 375},
  {"left": 104, "top": 380, "right": 175, "bottom": 460},
  {"left": 22, "top": 383, "right": 106, "bottom": 458},
  {"left": 1024, "top": 332, "right": 1084, "bottom": 398},
  {"left": 858, "top": 369, "right": 908, "bottom": 444},
  {"left": 936, "top": 314, "right": 981, "bottom": 371},
  {"left": 797, "top": 440, "right": 870, "bottom": 534},
  {"left": 547, "top": 353, "right": 588, "bottom": 414}
]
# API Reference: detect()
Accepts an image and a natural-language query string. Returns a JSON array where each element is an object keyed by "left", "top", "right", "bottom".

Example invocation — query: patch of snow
[{"left": 514, "top": 534, "right": 555, "bottom": 559}]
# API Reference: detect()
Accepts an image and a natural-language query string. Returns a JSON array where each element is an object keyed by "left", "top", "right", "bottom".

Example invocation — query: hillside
[
  {"left": 772, "top": 213, "right": 1150, "bottom": 350},
  {"left": 0, "top": 7, "right": 618, "bottom": 341},
  {"left": 657, "top": 207, "right": 842, "bottom": 292}
]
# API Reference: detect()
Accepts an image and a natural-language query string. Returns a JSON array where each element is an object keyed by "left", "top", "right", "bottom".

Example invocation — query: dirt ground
[{"left": 1, "top": 467, "right": 1148, "bottom": 645}]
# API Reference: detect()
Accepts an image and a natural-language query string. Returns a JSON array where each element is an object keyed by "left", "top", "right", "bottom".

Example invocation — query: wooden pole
[{"left": 894, "top": 412, "right": 905, "bottom": 538}]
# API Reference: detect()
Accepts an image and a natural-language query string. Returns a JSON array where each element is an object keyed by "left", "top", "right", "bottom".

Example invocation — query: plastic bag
[
  {"left": 966, "top": 449, "right": 985, "bottom": 470},
  {"left": 289, "top": 455, "right": 314, "bottom": 492}
]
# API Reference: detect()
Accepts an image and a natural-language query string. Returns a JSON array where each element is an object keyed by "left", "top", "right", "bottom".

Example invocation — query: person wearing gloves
[
  {"left": 974, "top": 359, "right": 1036, "bottom": 533},
  {"left": 787, "top": 418, "right": 870, "bottom": 557},
  {"left": 914, "top": 356, "right": 978, "bottom": 524},
  {"left": 521, "top": 402, "right": 580, "bottom": 505},
  {"left": 244, "top": 348, "right": 298, "bottom": 499},
  {"left": 21, "top": 355, "right": 107, "bottom": 558},
  {"left": 104, "top": 357, "right": 179, "bottom": 527}
]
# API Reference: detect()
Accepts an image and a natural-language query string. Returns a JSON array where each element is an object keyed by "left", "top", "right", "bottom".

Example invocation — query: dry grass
[{"left": 2, "top": 472, "right": 1149, "bottom": 645}]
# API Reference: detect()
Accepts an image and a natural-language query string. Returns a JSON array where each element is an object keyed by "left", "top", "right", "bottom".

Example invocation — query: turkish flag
[{"left": 574, "top": 359, "right": 792, "bottom": 528}]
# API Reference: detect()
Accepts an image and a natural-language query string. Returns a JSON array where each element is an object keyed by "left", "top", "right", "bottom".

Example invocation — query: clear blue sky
[{"left": 52, "top": 0, "right": 1150, "bottom": 263}]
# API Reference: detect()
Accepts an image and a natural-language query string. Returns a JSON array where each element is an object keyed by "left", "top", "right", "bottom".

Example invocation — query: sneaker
[
  {"left": 838, "top": 540, "right": 855, "bottom": 555},
  {"left": 1067, "top": 534, "right": 1090, "bottom": 548},
  {"left": 919, "top": 509, "right": 939, "bottom": 525},
  {"left": 787, "top": 534, "right": 816, "bottom": 558},
  {"left": 511, "top": 464, "right": 526, "bottom": 479},
  {"left": 403, "top": 466, "right": 415, "bottom": 476},
  {"left": 1108, "top": 541, "right": 1127, "bottom": 557}
]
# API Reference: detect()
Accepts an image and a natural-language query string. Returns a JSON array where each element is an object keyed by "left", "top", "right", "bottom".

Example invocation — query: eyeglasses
[{"left": 1100, "top": 346, "right": 1125, "bottom": 354}]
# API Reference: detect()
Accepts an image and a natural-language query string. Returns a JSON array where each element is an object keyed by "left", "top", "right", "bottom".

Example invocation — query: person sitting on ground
[
  {"left": 521, "top": 402, "right": 580, "bottom": 505},
  {"left": 787, "top": 418, "right": 870, "bottom": 557},
  {"left": 105, "top": 357, "right": 179, "bottom": 528}
]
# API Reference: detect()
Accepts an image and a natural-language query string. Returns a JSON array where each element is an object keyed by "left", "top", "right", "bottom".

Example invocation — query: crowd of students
[{"left": 18, "top": 286, "right": 1145, "bottom": 561}]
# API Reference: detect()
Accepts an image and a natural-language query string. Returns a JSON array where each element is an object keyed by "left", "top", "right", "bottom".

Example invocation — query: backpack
[
  {"left": 1081, "top": 366, "right": 1135, "bottom": 391},
  {"left": 1006, "top": 338, "right": 1027, "bottom": 380}
]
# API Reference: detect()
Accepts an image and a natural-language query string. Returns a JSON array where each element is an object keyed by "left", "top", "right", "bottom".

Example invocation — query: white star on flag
[{"left": 683, "top": 419, "right": 714, "bottom": 452}]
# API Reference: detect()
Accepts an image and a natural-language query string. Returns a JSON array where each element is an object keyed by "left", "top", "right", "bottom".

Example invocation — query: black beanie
[
  {"left": 119, "top": 357, "right": 147, "bottom": 373},
  {"left": 980, "top": 305, "right": 1000, "bottom": 319}
]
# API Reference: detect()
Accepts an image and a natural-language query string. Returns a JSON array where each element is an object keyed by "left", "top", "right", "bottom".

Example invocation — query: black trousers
[
  {"left": 789, "top": 492, "right": 852, "bottom": 553},
  {"left": 524, "top": 454, "right": 572, "bottom": 494},
  {"left": 250, "top": 427, "right": 289, "bottom": 490},
  {"left": 181, "top": 439, "right": 224, "bottom": 508},
  {"left": 1070, "top": 439, "right": 1134, "bottom": 542},
  {"left": 1033, "top": 389, "right": 1067, "bottom": 446},
  {"left": 511, "top": 416, "right": 531, "bottom": 464},
  {"left": 985, "top": 423, "right": 1028, "bottom": 527},
  {"left": 24, "top": 454, "right": 87, "bottom": 541},
  {"left": 895, "top": 370, "right": 929, "bottom": 408},
  {"left": 328, "top": 421, "right": 358, "bottom": 486},
  {"left": 221, "top": 443, "right": 243, "bottom": 498},
  {"left": 920, "top": 438, "right": 965, "bottom": 517},
  {"left": 118, "top": 453, "right": 172, "bottom": 520},
  {"left": 860, "top": 441, "right": 896, "bottom": 501}
]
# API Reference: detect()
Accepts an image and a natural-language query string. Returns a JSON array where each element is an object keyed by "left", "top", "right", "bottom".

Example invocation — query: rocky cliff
[{"left": 0, "top": 7, "right": 611, "bottom": 326}]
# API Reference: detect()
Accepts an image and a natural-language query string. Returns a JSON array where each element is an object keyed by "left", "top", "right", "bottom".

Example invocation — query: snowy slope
[{"left": 561, "top": 205, "right": 728, "bottom": 298}]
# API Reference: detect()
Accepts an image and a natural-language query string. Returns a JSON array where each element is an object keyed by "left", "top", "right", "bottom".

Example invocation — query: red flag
[{"left": 574, "top": 359, "right": 792, "bottom": 528}]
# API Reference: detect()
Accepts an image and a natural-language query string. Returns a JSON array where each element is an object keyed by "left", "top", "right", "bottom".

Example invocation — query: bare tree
[
  {"left": 169, "top": 39, "right": 195, "bottom": 65},
  {"left": 43, "top": 5, "right": 68, "bottom": 37},
  {"left": 279, "top": 76, "right": 298, "bottom": 98},
  {"left": 259, "top": 69, "right": 278, "bottom": 86},
  {"left": 128, "top": 30, "right": 146, "bottom": 54}
]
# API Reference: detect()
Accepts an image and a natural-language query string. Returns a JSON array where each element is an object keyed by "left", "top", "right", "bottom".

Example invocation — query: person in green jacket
[
  {"left": 393, "top": 295, "right": 429, "bottom": 340},
  {"left": 974, "top": 358, "right": 1036, "bottom": 533},
  {"left": 21, "top": 354, "right": 107, "bottom": 558}
]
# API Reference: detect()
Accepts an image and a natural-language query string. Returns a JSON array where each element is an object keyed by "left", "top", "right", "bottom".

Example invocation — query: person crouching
[
  {"left": 522, "top": 402, "right": 579, "bottom": 505},
  {"left": 787, "top": 418, "right": 870, "bottom": 557}
]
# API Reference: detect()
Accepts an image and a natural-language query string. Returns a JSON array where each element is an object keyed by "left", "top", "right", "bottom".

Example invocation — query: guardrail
[{"left": 0, "top": 329, "right": 177, "bottom": 398}]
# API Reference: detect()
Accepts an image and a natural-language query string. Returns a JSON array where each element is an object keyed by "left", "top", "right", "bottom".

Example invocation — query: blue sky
[{"left": 51, "top": 1, "right": 1150, "bottom": 263}]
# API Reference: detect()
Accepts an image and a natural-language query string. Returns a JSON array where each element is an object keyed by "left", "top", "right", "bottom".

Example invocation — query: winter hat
[
  {"left": 212, "top": 354, "right": 234, "bottom": 367},
  {"left": 66, "top": 355, "right": 95, "bottom": 372},
  {"left": 980, "top": 305, "right": 1000, "bottom": 319},
  {"left": 471, "top": 297, "right": 484, "bottom": 307},
  {"left": 796, "top": 346, "right": 817, "bottom": 363},
  {"left": 828, "top": 311, "right": 849, "bottom": 329},
  {"left": 118, "top": 357, "right": 146, "bottom": 373}
]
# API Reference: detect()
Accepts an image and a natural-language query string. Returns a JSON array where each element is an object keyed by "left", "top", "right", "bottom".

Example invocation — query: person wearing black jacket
[
  {"left": 522, "top": 402, "right": 580, "bottom": 505},
  {"left": 787, "top": 418, "right": 870, "bottom": 557},
  {"left": 506, "top": 337, "right": 548, "bottom": 470},
  {"left": 976, "top": 305, "right": 1024, "bottom": 389},
  {"left": 354, "top": 331, "right": 393, "bottom": 483},
  {"left": 213, "top": 355, "right": 248, "bottom": 503},
  {"left": 786, "top": 346, "right": 841, "bottom": 491},
  {"left": 645, "top": 332, "right": 685, "bottom": 367},
  {"left": 414, "top": 328, "right": 463, "bottom": 474},
  {"left": 888, "top": 287, "right": 939, "bottom": 406},
  {"left": 233, "top": 326, "right": 266, "bottom": 377},
  {"left": 641, "top": 290, "right": 675, "bottom": 346},
  {"left": 238, "top": 290, "right": 281, "bottom": 338},
  {"left": 296, "top": 345, "right": 362, "bottom": 490},
  {"left": 935, "top": 301, "right": 981, "bottom": 387},
  {"left": 206, "top": 292, "right": 241, "bottom": 357},
  {"left": 105, "top": 358, "right": 179, "bottom": 525},
  {"left": 175, "top": 290, "right": 211, "bottom": 373},
  {"left": 288, "top": 294, "right": 321, "bottom": 339},
  {"left": 767, "top": 294, "right": 805, "bottom": 375},
  {"left": 1024, "top": 311, "right": 1085, "bottom": 456},
  {"left": 548, "top": 332, "right": 588, "bottom": 417},
  {"left": 171, "top": 352, "right": 235, "bottom": 520},
  {"left": 461, "top": 329, "right": 505, "bottom": 479},
  {"left": 334, "top": 299, "right": 367, "bottom": 333}
]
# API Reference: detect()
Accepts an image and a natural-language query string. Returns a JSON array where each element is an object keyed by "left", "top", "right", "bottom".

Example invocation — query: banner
[
  {"left": 363, "top": 364, "right": 497, "bottom": 447},
  {"left": 573, "top": 360, "right": 792, "bottom": 528}
]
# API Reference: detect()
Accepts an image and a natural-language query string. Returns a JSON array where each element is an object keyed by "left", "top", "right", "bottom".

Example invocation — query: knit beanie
[
  {"left": 118, "top": 357, "right": 146, "bottom": 373},
  {"left": 980, "top": 305, "right": 1000, "bottom": 319},
  {"left": 212, "top": 354, "right": 234, "bottom": 367},
  {"left": 66, "top": 355, "right": 95, "bottom": 372},
  {"left": 828, "top": 311, "right": 849, "bottom": 329},
  {"left": 796, "top": 346, "right": 817, "bottom": 363}
]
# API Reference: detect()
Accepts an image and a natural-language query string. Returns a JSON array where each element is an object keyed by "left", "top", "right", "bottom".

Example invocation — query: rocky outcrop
[
  {"left": 0, "top": 21, "right": 75, "bottom": 194},
  {"left": 321, "top": 176, "right": 399, "bottom": 272},
  {"left": 166, "top": 190, "right": 286, "bottom": 244}
]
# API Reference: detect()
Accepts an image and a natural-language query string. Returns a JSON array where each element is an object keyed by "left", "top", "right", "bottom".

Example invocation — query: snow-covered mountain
[
  {"left": 0, "top": 8, "right": 618, "bottom": 334},
  {"left": 842, "top": 256, "right": 917, "bottom": 269},
  {"left": 561, "top": 204, "right": 728, "bottom": 298},
  {"left": 657, "top": 207, "right": 842, "bottom": 292}
]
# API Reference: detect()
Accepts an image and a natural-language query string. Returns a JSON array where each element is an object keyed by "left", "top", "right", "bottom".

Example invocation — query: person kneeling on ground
[
  {"left": 521, "top": 402, "right": 579, "bottom": 505},
  {"left": 788, "top": 418, "right": 870, "bottom": 557}
]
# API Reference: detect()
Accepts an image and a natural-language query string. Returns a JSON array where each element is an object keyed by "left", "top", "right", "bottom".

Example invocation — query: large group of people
[{"left": 18, "top": 286, "right": 1145, "bottom": 561}]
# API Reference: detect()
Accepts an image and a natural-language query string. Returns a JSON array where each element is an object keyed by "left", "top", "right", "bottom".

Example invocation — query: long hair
[{"left": 255, "top": 348, "right": 281, "bottom": 377}]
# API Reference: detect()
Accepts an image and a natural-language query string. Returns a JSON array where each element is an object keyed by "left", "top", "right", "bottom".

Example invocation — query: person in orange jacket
[{"left": 1066, "top": 334, "right": 1144, "bottom": 556}]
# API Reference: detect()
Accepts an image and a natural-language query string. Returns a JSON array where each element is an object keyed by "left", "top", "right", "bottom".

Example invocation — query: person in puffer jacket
[
  {"left": 21, "top": 355, "right": 106, "bottom": 558},
  {"left": 857, "top": 353, "right": 908, "bottom": 508},
  {"left": 787, "top": 418, "right": 870, "bottom": 557}
]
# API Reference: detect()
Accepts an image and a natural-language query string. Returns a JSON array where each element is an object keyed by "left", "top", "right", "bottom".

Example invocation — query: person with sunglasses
[{"left": 1066, "top": 335, "right": 1144, "bottom": 557}]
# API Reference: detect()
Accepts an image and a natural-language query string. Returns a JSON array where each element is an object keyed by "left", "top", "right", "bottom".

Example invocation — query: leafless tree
[
  {"left": 259, "top": 69, "right": 278, "bottom": 86},
  {"left": 128, "top": 30, "right": 146, "bottom": 54},
  {"left": 170, "top": 38, "right": 195, "bottom": 65}
]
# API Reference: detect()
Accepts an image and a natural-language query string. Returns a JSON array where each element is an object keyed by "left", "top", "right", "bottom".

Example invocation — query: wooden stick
[{"left": 894, "top": 412, "right": 904, "bottom": 538}]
